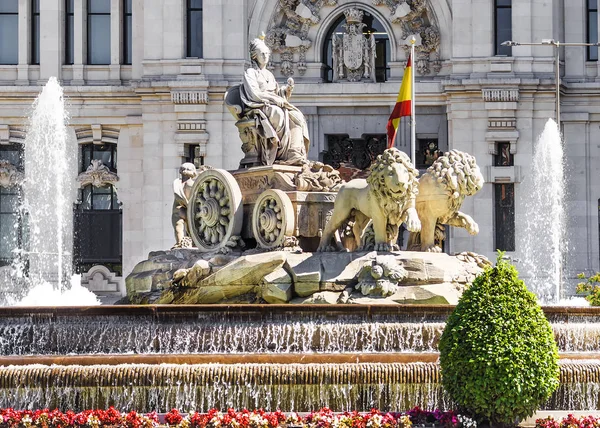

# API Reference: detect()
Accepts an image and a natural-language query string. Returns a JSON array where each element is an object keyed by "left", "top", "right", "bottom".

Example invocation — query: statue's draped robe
[
  {"left": 240, "top": 67, "right": 310, "bottom": 165},
  {"left": 172, "top": 178, "right": 191, "bottom": 230}
]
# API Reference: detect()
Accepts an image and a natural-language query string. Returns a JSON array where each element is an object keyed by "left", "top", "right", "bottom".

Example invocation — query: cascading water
[
  {"left": 0, "top": 77, "right": 99, "bottom": 305},
  {"left": 520, "top": 119, "right": 567, "bottom": 303}
]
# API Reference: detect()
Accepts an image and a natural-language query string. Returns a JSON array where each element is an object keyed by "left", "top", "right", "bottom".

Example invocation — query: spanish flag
[{"left": 386, "top": 53, "right": 412, "bottom": 148}]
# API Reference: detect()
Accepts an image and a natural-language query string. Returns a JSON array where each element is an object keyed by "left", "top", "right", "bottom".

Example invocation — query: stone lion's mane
[
  {"left": 427, "top": 150, "right": 482, "bottom": 213},
  {"left": 366, "top": 149, "right": 419, "bottom": 223}
]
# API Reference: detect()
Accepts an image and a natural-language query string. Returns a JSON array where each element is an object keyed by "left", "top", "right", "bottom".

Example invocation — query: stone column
[
  {"left": 16, "top": 0, "right": 31, "bottom": 85},
  {"left": 39, "top": 0, "right": 62, "bottom": 81},
  {"left": 131, "top": 0, "right": 143, "bottom": 79},
  {"left": 110, "top": 0, "right": 122, "bottom": 83},
  {"left": 163, "top": 0, "right": 184, "bottom": 60},
  {"left": 512, "top": 0, "right": 533, "bottom": 58},
  {"left": 564, "top": 0, "right": 585, "bottom": 79},
  {"left": 72, "top": 0, "right": 86, "bottom": 84}
]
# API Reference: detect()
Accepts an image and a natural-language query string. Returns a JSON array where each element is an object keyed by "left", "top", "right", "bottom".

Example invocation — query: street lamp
[{"left": 501, "top": 39, "right": 600, "bottom": 128}]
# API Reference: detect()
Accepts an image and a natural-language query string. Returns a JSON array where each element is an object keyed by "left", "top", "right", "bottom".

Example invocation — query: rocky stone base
[{"left": 125, "top": 249, "right": 492, "bottom": 305}]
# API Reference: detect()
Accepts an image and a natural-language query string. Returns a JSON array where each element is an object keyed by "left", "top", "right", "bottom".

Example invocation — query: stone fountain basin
[{"left": 1, "top": 305, "right": 600, "bottom": 355}]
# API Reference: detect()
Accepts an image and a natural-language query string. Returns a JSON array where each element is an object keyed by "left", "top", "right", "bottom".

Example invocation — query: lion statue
[
  {"left": 407, "top": 149, "right": 484, "bottom": 252},
  {"left": 317, "top": 148, "right": 421, "bottom": 252}
]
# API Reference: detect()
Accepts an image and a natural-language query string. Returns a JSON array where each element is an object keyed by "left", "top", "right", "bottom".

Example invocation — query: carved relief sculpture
[
  {"left": 76, "top": 159, "right": 119, "bottom": 188},
  {"left": 373, "top": 0, "right": 442, "bottom": 74},
  {"left": 266, "top": 0, "right": 441, "bottom": 77},
  {"left": 224, "top": 35, "right": 310, "bottom": 167},
  {"left": 0, "top": 160, "right": 24, "bottom": 188},
  {"left": 331, "top": 8, "right": 377, "bottom": 83},
  {"left": 266, "top": 0, "right": 337, "bottom": 76},
  {"left": 317, "top": 148, "right": 421, "bottom": 252}
]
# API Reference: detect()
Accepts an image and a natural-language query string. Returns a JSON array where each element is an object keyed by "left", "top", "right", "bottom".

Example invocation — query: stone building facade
[{"left": 0, "top": 0, "right": 598, "bottom": 298}]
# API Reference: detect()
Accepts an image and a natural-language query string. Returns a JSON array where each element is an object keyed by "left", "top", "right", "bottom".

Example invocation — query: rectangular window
[
  {"left": 0, "top": 0, "right": 19, "bottom": 65},
  {"left": 31, "top": 0, "right": 40, "bottom": 65},
  {"left": 495, "top": 0, "right": 512, "bottom": 56},
  {"left": 186, "top": 0, "right": 203, "bottom": 58},
  {"left": 588, "top": 0, "right": 598, "bottom": 61},
  {"left": 185, "top": 144, "right": 204, "bottom": 168},
  {"left": 87, "top": 0, "right": 111, "bottom": 65},
  {"left": 65, "top": 0, "right": 74, "bottom": 64},
  {"left": 494, "top": 183, "right": 515, "bottom": 252},
  {"left": 123, "top": 0, "right": 132, "bottom": 64},
  {"left": 494, "top": 142, "right": 514, "bottom": 166}
]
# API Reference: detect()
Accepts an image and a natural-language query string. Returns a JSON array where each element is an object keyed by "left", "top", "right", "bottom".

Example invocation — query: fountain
[
  {"left": 0, "top": 72, "right": 597, "bottom": 416},
  {"left": 0, "top": 77, "right": 99, "bottom": 306},
  {"left": 519, "top": 119, "right": 568, "bottom": 303}
]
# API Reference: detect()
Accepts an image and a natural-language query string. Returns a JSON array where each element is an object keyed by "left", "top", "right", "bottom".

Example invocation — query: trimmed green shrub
[{"left": 439, "top": 254, "right": 559, "bottom": 426}]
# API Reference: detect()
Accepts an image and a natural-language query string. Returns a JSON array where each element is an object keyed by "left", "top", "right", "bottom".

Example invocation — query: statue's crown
[{"left": 344, "top": 8, "right": 364, "bottom": 24}]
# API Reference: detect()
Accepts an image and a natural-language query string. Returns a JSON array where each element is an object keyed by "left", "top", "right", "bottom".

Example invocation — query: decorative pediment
[
  {"left": 77, "top": 159, "right": 119, "bottom": 188},
  {"left": 0, "top": 160, "right": 24, "bottom": 188}
]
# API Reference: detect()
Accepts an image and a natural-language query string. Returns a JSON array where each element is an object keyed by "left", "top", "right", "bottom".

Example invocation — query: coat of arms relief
[
  {"left": 331, "top": 8, "right": 377, "bottom": 83},
  {"left": 265, "top": 0, "right": 441, "bottom": 77}
]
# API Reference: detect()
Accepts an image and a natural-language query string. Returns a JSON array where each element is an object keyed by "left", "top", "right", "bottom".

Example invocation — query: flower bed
[
  {"left": 535, "top": 414, "right": 600, "bottom": 428},
  {"left": 0, "top": 408, "right": 476, "bottom": 428}
]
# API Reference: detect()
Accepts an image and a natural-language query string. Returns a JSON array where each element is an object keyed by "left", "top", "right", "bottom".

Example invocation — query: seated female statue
[{"left": 239, "top": 35, "right": 310, "bottom": 166}]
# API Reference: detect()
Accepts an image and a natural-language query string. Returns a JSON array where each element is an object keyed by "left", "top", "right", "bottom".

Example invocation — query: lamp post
[{"left": 501, "top": 39, "right": 600, "bottom": 128}]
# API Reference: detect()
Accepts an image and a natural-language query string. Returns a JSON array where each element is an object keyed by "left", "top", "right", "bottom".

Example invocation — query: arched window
[
  {"left": 322, "top": 11, "right": 390, "bottom": 82},
  {"left": 74, "top": 142, "right": 122, "bottom": 273}
]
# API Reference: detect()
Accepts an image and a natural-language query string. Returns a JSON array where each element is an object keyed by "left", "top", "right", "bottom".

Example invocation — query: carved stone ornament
[
  {"left": 0, "top": 160, "right": 24, "bottom": 188},
  {"left": 266, "top": 0, "right": 338, "bottom": 77},
  {"left": 77, "top": 159, "right": 119, "bottom": 188},
  {"left": 372, "top": 0, "right": 442, "bottom": 74},
  {"left": 266, "top": 0, "right": 441, "bottom": 77},
  {"left": 331, "top": 8, "right": 377, "bottom": 83}
]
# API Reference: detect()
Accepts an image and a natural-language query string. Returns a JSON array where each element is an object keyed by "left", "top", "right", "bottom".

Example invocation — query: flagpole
[{"left": 410, "top": 36, "right": 416, "bottom": 166}]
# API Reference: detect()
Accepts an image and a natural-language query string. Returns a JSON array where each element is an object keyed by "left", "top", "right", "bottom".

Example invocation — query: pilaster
[
  {"left": 16, "top": 0, "right": 31, "bottom": 85},
  {"left": 110, "top": 0, "right": 122, "bottom": 83},
  {"left": 73, "top": 0, "right": 86, "bottom": 84}
]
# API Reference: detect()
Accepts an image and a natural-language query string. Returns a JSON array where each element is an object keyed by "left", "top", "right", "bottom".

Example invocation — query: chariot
[{"left": 185, "top": 166, "right": 337, "bottom": 252}]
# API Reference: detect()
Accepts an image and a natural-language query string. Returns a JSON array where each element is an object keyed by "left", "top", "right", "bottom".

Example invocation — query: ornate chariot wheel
[
  {"left": 187, "top": 169, "right": 243, "bottom": 252},
  {"left": 252, "top": 189, "right": 295, "bottom": 249}
]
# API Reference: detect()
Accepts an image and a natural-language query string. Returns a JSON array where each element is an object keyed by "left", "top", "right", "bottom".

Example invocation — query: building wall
[{"left": 0, "top": 0, "right": 598, "bottom": 298}]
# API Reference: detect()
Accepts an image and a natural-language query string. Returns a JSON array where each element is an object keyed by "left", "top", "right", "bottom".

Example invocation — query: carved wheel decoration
[
  {"left": 252, "top": 189, "right": 295, "bottom": 249},
  {"left": 187, "top": 169, "right": 243, "bottom": 252}
]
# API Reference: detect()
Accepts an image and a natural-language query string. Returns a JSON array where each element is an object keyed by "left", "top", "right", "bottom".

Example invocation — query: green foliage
[
  {"left": 576, "top": 272, "right": 600, "bottom": 306},
  {"left": 439, "top": 254, "right": 560, "bottom": 426}
]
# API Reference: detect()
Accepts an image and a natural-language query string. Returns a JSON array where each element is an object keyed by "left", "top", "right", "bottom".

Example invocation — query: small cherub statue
[{"left": 171, "top": 162, "right": 198, "bottom": 248}]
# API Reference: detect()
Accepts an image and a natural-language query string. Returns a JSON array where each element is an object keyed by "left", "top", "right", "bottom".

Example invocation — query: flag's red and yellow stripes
[{"left": 386, "top": 53, "right": 412, "bottom": 148}]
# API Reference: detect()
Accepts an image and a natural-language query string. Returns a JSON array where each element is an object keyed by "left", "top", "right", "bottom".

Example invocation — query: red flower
[{"left": 165, "top": 409, "right": 184, "bottom": 426}]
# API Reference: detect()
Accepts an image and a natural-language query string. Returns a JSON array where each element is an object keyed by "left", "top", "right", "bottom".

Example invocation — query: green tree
[
  {"left": 576, "top": 272, "right": 600, "bottom": 306},
  {"left": 439, "top": 254, "right": 559, "bottom": 426}
]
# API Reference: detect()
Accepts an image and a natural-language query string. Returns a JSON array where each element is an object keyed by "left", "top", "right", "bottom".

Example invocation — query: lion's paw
[
  {"left": 405, "top": 209, "right": 421, "bottom": 233},
  {"left": 424, "top": 245, "right": 442, "bottom": 253},
  {"left": 466, "top": 221, "right": 479, "bottom": 235},
  {"left": 316, "top": 244, "right": 344, "bottom": 252},
  {"left": 406, "top": 217, "right": 421, "bottom": 233},
  {"left": 374, "top": 243, "right": 392, "bottom": 252}
]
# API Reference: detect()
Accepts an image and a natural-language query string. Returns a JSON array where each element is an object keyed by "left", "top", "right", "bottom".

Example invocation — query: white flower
[{"left": 457, "top": 415, "right": 477, "bottom": 428}]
